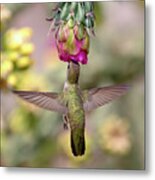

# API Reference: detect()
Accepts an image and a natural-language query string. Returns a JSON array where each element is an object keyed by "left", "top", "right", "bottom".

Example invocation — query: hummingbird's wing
[
  {"left": 13, "top": 90, "right": 67, "bottom": 114},
  {"left": 83, "top": 84, "right": 129, "bottom": 112}
]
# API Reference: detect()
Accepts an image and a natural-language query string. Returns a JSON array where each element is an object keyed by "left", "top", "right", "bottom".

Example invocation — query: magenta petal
[
  {"left": 59, "top": 51, "right": 88, "bottom": 64},
  {"left": 57, "top": 41, "right": 88, "bottom": 64},
  {"left": 55, "top": 23, "right": 90, "bottom": 65},
  {"left": 59, "top": 51, "right": 70, "bottom": 62},
  {"left": 77, "top": 51, "right": 88, "bottom": 64}
]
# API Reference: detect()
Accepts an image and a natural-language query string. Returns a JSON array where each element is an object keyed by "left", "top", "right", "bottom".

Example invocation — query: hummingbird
[{"left": 13, "top": 61, "right": 129, "bottom": 156}]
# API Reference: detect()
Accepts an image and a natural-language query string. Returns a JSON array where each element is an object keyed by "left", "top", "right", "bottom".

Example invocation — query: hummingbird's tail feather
[{"left": 71, "top": 129, "right": 85, "bottom": 156}]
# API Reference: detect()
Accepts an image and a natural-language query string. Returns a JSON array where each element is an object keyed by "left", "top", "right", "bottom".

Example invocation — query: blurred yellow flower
[
  {"left": 18, "top": 72, "right": 48, "bottom": 91},
  {"left": 20, "top": 43, "right": 34, "bottom": 55},
  {"left": 98, "top": 115, "right": 132, "bottom": 155},
  {"left": 5, "top": 29, "right": 24, "bottom": 50},
  {"left": 16, "top": 56, "right": 33, "bottom": 69},
  {"left": 18, "top": 27, "right": 33, "bottom": 40},
  {"left": 1, "top": 59, "right": 13, "bottom": 78},
  {"left": 5, "top": 28, "right": 33, "bottom": 50},
  {"left": 6, "top": 73, "right": 18, "bottom": 87},
  {"left": 1, "top": 27, "right": 34, "bottom": 90},
  {"left": 15, "top": 72, "right": 49, "bottom": 112},
  {"left": 7, "top": 51, "right": 19, "bottom": 62}
]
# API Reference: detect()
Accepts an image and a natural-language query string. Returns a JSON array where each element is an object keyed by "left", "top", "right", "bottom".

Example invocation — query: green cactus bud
[
  {"left": 58, "top": 2, "right": 66, "bottom": 9},
  {"left": 60, "top": 3, "right": 70, "bottom": 20},
  {"left": 68, "top": 18, "right": 75, "bottom": 29},
  {"left": 54, "top": 13, "right": 61, "bottom": 26},
  {"left": 51, "top": 2, "right": 95, "bottom": 31},
  {"left": 57, "top": 25, "right": 67, "bottom": 42},
  {"left": 49, "top": 2, "right": 95, "bottom": 64},
  {"left": 70, "top": 2, "right": 78, "bottom": 12},
  {"left": 66, "top": 13, "right": 71, "bottom": 21},
  {"left": 84, "top": 2, "right": 93, "bottom": 12},
  {"left": 75, "top": 25, "right": 84, "bottom": 40},
  {"left": 76, "top": 3, "right": 85, "bottom": 23},
  {"left": 85, "top": 17, "right": 94, "bottom": 29}
]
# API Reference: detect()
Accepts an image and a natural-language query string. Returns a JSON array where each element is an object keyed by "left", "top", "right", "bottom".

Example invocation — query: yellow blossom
[
  {"left": 6, "top": 73, "right": 18, "bottom": 87},
  {"left": 98, "top": 115, "right": 132, "bottom": 155},
  {"left": 16, "top": 56, "right": 33, "bottom": 69},
  {"left": 20, "top": 43, "right": 34, "bottom": 55}
]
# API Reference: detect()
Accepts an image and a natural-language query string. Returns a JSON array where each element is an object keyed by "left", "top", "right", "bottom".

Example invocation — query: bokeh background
[{"left": 0, "top": 1, "right": 144, "bottom": 169}]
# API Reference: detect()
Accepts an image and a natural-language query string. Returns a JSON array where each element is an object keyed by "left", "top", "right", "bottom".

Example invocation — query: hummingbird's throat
[{"left": 67, "top": 61, "right": 80, "bottom": 84}]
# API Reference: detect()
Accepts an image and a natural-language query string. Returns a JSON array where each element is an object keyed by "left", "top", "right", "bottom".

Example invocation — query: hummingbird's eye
[{"left": 68, "top": 64, "right": 70, "bottom": 69}]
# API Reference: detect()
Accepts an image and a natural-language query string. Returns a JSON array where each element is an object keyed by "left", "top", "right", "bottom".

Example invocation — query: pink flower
[{"left": 55, "top": 22, "right": 89, "bottom": 64}]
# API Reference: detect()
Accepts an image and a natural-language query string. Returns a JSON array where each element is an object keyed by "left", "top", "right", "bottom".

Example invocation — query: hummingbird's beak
[
  {"left": 70, "top": 60, "right": 80, "bottom": 71},
  {"left": 67, "top": 61, "right": 80, "bottom": 84}
]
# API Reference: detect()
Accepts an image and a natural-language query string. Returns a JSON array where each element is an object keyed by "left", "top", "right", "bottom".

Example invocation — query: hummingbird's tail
[{"left": 70, "top": 128, "right": 85, "bottom": 156}]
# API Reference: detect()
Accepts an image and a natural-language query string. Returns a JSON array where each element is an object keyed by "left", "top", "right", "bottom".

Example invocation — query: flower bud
[
  {"left": 56, "top": 23, "right": 89, "bottom": 64},
  {"left": 8, "top": 51, "right": 19, "bottom": 62},
  {"left": 20, "top": 43, "right": 34, "bottom": 55},
  {"left": 7, "top": 73, "right": 18, "bottom": 87},
  {"left": 1, "top": 60, "right": 13, "bottom": 77},
  {"left": 16, "top": 57, "right": 33, "bottom": 69}
]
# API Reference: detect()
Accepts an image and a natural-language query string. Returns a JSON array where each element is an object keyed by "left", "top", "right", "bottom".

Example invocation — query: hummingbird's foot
[{"left": 63, "top": 114, "right": 69, "bottom": 130}]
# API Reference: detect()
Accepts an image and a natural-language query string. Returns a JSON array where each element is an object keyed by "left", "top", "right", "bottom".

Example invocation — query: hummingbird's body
[
  {"left": 63, "top": 83, "right": 85, "bottom": 155},
  {"left": 13, "top": 61, "right": 129, "bottom": 156},
  {"left": 63, "top": 62, "right": 85, "bottom": 155}
]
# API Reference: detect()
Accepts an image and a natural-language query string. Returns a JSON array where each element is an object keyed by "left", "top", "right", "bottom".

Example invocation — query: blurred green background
[{"left": 0, "top": 1, "right": 144, "bottom": 169}]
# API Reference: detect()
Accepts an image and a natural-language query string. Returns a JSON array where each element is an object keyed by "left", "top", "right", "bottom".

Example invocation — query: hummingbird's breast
[{"left": 64, "top": 82, "right": 85, "bottom": 128}]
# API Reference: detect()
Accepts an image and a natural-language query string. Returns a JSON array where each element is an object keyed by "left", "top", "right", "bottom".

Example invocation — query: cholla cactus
[{"left": 47, "top": 2, "right": 95, "bottom": 64}]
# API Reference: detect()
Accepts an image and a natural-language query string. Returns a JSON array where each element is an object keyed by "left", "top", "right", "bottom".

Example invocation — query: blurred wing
[
  {"left": 13, "top": 90, "right": 67, "bottom": 114},
  {"left": 83, "top": 84, "right": 129, "bottom": 112}
]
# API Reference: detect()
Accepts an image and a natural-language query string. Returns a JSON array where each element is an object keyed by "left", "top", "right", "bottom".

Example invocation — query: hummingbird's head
[{"left": 67, "top": 61, "right": 80, "bottom": 84}]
